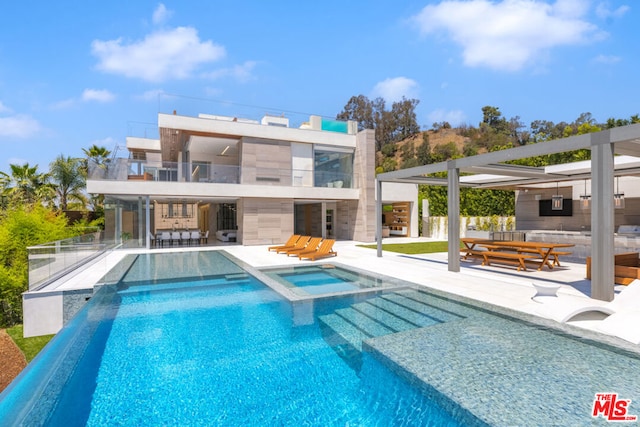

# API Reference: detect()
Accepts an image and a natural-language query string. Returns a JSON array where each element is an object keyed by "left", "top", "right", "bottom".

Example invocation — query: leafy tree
[
  {"left": 338, "top": 95, "right": 389, "bottom": 150},
  {"left": 530, "top": 119, "right": 568, "bottom": 142},
  {"left": 432, "top": 141, "right": 459, "bottom": 162},
  {"left": 336, "top": 95, "right": 375, "bottom": 131},
  {"left": 400, "top": 141, "right": 415, "bottom": 159},
  {"left": 49, "top": 155, "right": 87, "bottom": 211},
  {"left": 416, "top": 133, "right": 432, "bottom": 165},
  {"left": 379, "top": 157, "right": 397, "bottom": 173},
  {"left": 381, "top": 143, "right": 397, "bottom": 157},
  {"left": 480, "top": 106, "right": 509, "bottom": 135},
  {"left": 0, "top": 163, "right": 51, "bottom": 206},
  {"left": 390, "top": 97, "right": 420, "bottom": 142},
  {"left": 432, "top": 121, "right": 451, "bottom": 131},
  {"left": 338, "top": 95, "right": 419, "bottom": 151},
  {"left": 0, "top": 205, "right": 72, "bottom": 326},
  {"left": 401, "top": 157, "right": 420, "bottom": 169}
]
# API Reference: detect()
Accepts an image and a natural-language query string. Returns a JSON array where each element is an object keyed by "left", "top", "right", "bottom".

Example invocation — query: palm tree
[
  {"left": 81, "top": 145, "right": 111, "bottom": 214},
  {"left": 49, "top": 155, "right": 87, "bottom": 211},
  {"left": 1, "top": 163, "right": 50, "bottom": 205},
  {"left": 82, "top": 145, "right": 111, "bottom": 171}
]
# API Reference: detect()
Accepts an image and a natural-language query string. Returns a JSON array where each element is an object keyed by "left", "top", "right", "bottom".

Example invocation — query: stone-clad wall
[
  {"left": 239, "top": 198, "right": 294, "bottom": 245},
  {"left": 352, "top": 129, "right": 376, "bottom": 242},
  {"left": 240, "top": 138, "right": 292, "bottom": 186}
]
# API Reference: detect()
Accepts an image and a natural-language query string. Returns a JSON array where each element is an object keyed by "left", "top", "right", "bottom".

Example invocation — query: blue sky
[{"left": 0, "top": 0, "right": 636, "bottom": 171}]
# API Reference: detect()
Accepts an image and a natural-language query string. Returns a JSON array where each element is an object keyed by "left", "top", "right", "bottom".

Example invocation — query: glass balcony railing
[
  {"left": 27, "top": 232, "right": 115, "bottom": 291},
  {"left": 88, "top": 160, "right": 357, "bottom": 189}
]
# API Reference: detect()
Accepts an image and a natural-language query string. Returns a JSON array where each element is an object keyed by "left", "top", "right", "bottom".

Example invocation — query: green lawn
[
  {"left": 6, "top": 325, "right": 54, "bottom": 362},
  {"left": 358, "top": 241, "right": 461, "bottom": 254}
]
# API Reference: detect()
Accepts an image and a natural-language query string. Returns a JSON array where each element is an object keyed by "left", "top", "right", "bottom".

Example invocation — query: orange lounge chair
[
  {"left": 268, "top": 234, "right": 301, "bottom": 252},
  {"left": 285, "top": 237, "right": 322, "bottom": 257},
  {"left": 275, "top": 236, "right": 311, "bottom": 254},
  {"left": 298, "top": 239, "right": 337, "bottom": 261}
]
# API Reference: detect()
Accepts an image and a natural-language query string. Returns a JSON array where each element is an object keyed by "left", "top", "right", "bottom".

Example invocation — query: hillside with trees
[{"left": 337, "top": 95, "right": 640, "bottom": 216}]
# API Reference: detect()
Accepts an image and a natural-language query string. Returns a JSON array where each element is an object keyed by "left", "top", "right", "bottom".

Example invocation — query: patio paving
[{"left": 46, "top": 237, "right": 630, "bottom": 342}]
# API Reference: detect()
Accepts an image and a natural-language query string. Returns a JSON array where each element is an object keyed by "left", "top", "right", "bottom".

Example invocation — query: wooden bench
[
  {"left": 587, "top": 252, "right": 640, "bottom": 285},
  {"left": 460, "top": 248, "right": 487, "bottom": 260},
  {"left": 517, "top": 248, "right": 573, "bottom": 266},
  {"left": 481, "top": 251, "right": 538, "bottom": 271},
  {"left": 549, "top": 251, "right": 572, "bottom": 266}
]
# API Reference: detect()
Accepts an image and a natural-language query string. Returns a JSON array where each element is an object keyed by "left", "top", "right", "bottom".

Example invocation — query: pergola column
[
  {"left": 145, "top": 195, "right": 151, "bottom": 249},
  {"left": 591, "top": 131, "right": 615, "bottom": 301},
  {"left": 376, "top": 179, "right": 383, "bottom": 257},
  {"left": 447, "top": 164, "right": 460, "bottom": 272}
]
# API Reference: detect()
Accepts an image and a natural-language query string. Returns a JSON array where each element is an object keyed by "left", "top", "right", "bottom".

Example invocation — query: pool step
[
  {"left": 380, "top": 292, "right": 463, "bottom": 323},
  {"left": 350, "top": 302, "right": 418, "bottom": 332},
  {"left": 319, "top": 290, "right": 469, "bottom": 365}
]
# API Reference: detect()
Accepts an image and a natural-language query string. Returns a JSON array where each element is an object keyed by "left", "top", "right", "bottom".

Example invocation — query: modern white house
[{"left": 87, "top": 112, "right": 387, "bottom": 247}]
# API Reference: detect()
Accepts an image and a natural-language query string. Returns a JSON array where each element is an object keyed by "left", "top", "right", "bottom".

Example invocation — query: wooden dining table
[{"left": 460, "top": 238, "right": 575, "bottom": 271}]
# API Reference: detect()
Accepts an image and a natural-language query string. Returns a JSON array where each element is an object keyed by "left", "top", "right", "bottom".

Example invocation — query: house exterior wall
[
  {"left": 379, "top": 182, "right": 420, "bottom": 238},
  {"left": 87, "top": 112, "right": 375, "bottom": 246},
  {"left": 240, "top": 138, "right": 292, "bottom": 186},
  {"left": 516, "top": 185, "right": 640, "bottom": 232},
  {"left": 352, "top": 129, "right": 376, "bottom": 242},
  {"left": 239, "top": 198, "right": 295, "bottom": 245}
]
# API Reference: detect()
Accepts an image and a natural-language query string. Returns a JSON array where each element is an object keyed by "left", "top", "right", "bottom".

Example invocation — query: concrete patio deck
[{"left": 43, "top": 237, "right": 632, "bottom": 344}]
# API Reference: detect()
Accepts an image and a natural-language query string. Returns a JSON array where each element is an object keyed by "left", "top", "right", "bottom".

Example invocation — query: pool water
[
  {"left": 4, "top": 250, "right": 640, "bottom": 426},
  {"left": 0, "top": 252, "right": 474, "bottom": 426},
  {"left": 262, "top": 264, "right": 396, "bottom": 296}
]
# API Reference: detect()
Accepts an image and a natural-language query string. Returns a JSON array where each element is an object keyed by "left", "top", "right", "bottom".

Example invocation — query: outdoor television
[{"left": 539, "top": 199, "right": 573, "bottom": 216}]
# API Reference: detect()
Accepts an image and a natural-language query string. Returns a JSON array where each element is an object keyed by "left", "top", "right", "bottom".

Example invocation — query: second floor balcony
[{"left": 88, "top": 159, "right": 356, "bottom": 189}]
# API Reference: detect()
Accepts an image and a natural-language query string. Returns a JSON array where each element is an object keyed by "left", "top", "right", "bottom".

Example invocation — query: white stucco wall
[
  {"left": 23, "top": 291, "right": 63, "bottom": 337},
  {"left": 378, "top": 182, "right": 419, "bottom": 238}
]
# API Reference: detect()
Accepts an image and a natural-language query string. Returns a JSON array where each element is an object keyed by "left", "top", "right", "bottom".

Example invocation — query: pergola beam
[{"left": 375, "top": 123, "right": 640, "bottom": 301}]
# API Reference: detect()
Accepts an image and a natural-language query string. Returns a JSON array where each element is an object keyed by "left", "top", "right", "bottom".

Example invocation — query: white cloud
[
  {"left": 371, "top": 77, "right": 419, "bottom": 103},
  {"left": 203, "top": 61, "right": 258, "bottom": 83},
  {"left": 412, "top": 0, "right": 604, "bottom": 72},
  {"left": 427, "top": 109, "right": 466, "bottom": 126},
  {"left": 92, "top": 27, "right": 226, "bottom": 82},
  {"left": 51, "top": 98, "right": 76, "bottom": 110},
  {"left": 82, "top": 89, "right": 116, "bottom": 103},
  {"left": 0, "top": 101, "right": 12, "bottom": 114},
  {"left": 152, "top": 3, "right": 173, "bottom": 25},
  {"left": 592, "top": 54, "right": 621, "bottom": 64},
  {"left": 0, "top": 115, "right": 42, "bottom": 138},
  {"left": 595, "top": 2, "right": 630, "bottom": 19}
]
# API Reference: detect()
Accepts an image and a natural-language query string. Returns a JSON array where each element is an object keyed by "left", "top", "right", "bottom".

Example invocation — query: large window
[
  {"left": 314, "top": 147, "right": 353, "bottom": 188},
  {"left": 217, "top": 203, "right": 237, "bottom": 230}
]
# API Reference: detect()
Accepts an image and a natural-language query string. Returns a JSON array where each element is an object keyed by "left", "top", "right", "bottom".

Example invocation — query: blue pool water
[
  {"left": 4, "top": 250, "right": 640, "bottom": 426},
  {"left": 0, "top": 252, "right": 474, "bottom": 426},
  {"left": 262, "top": 264, "right": 396, "bottom": 296}
]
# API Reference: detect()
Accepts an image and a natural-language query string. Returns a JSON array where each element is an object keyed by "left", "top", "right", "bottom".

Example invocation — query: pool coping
[{"left": 222, "top": 250, "right": 414, "bottom": 303}]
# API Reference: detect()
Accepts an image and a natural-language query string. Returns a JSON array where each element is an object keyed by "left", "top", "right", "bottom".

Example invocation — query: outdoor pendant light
[
  {"left": 580, "top": 179, "right": 591, "bottom": 210},
  {"left": 614, "top": 176, "right": 625, "bottom": 209},
  {"left": 552, "top": 182, "right": 563, "bottom": 210}
]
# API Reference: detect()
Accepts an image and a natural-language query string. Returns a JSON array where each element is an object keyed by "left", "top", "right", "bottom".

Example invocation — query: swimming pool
[
  {"left": 2, "top": 250, "right": 640, "bottom": 426},
  {"left": 261, "top": 263, "right": 401, "bottom": 296}
]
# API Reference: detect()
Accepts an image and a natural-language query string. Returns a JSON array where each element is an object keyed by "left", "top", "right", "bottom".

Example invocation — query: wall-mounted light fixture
[
  {"left": 614, "top": 176, "right": 625, "bottom": 209},
  {"left": 551, "top": 182, "right": 563, "bottom": 210},
  {"left": 580, "top": 179, "right": 591, "bottom": 210}
]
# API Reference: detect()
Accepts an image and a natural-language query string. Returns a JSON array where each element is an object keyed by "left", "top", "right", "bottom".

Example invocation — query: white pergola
[{"left": 376, "top": 124, "right": 640, "bottom": 301}]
